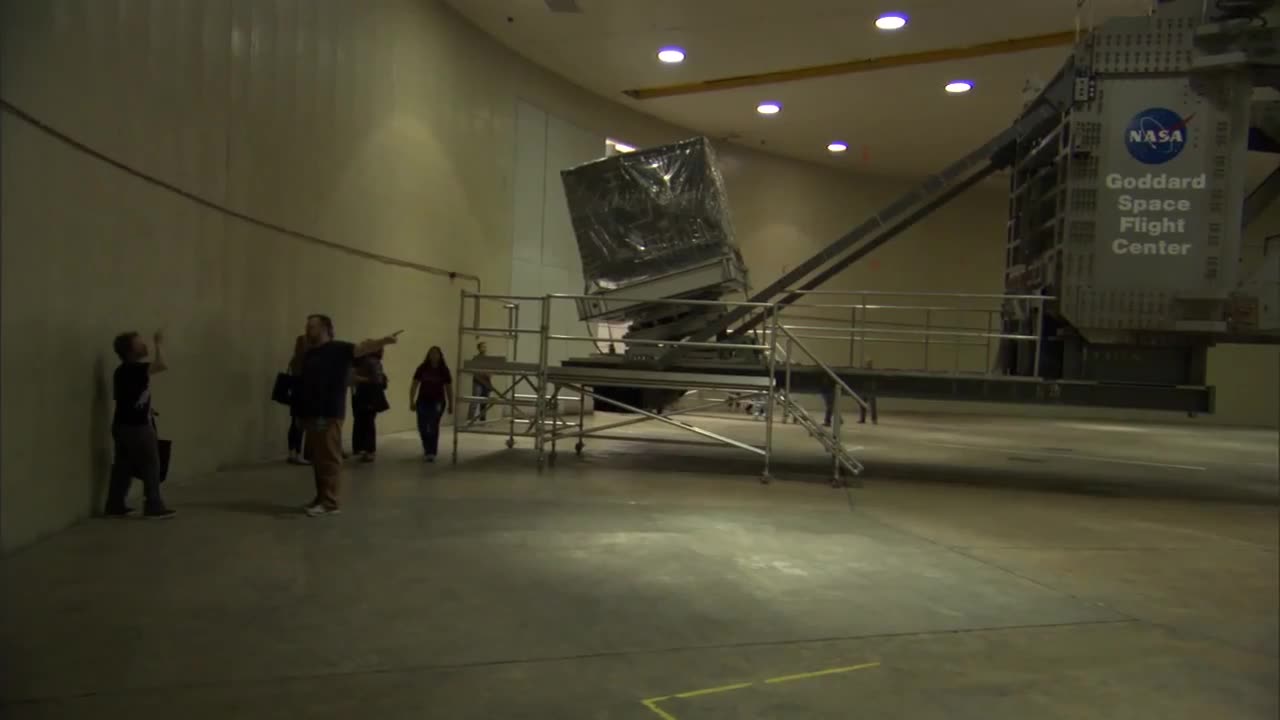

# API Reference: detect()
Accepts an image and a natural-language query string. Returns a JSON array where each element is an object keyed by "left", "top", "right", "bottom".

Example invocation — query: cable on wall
[{"left": 0, "top": 98, "right": 482, "bottom": 291}]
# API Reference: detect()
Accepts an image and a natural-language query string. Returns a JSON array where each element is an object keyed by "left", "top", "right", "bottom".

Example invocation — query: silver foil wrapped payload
[{"left": 560, "top": 137, "right": 740, "bottom": 293}]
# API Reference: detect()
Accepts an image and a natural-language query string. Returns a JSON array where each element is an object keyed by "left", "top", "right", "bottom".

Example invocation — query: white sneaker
[{"left": 304, "top": 505, "right": 341, "bottom": 517}]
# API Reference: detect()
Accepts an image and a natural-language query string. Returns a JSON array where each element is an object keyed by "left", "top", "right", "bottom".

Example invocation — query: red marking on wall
[{"left": 861, "top": 145, "right": 870, "bottom": 163}]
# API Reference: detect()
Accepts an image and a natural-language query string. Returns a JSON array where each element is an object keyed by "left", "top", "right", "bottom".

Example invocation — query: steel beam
[
  {"left": 1244, "top": 164, "right": 1280, "bottom": 228},
  {"left": 622, "top": 30, "right": 1077, "bottom": 100},
  {"left": 656, "top": 68, "right": 1072, "bottom": 368}
]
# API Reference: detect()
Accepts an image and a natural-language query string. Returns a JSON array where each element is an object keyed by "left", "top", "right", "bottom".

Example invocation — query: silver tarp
[{"left": 561, "top": 137, "right": 740, "bottom": 292}]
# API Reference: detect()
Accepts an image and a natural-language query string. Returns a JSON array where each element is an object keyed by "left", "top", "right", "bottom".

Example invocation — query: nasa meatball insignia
[{"left": 1124, "top": 107, "right": 1192, "bottom": 166}]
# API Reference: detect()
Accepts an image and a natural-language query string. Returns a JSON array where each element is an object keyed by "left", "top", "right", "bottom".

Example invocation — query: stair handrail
[{"left": 774, "top": 324, "right": 871, "bottom": 412}]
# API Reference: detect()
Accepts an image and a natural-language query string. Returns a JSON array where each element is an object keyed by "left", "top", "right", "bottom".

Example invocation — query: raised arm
[
  {"left": 354, "top": 330, "right": 402, "bottom": 358},
  {"left": 149, "top": 331, "right": 169, "bottom": 375}
]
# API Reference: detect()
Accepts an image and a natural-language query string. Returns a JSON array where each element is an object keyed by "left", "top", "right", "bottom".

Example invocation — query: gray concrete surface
[{"left": 2, "top": 412, "right": 1276, "bottom": 719}]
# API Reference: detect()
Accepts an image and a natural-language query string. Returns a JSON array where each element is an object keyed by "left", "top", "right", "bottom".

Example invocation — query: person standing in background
[
  {"left": 105, "top": 330, "right": 176, "bottom": 519},
  {"left": 296, "top": 314, "right": 401, "bottom": 517},
  {"left": 287, "top": 334, "right": 310, "bottom": 465},
  {"left": 351, "top": 349, "right": 389, "bottom": 462},
  {"left": 410, "top": 346, "right": 452, "bottom": 462},
  {"left": 467, "top": 341, "right": 494, "bottom": 425},
  {"left": 858, "top": 360, "right": 879, "bottom": 425},
  {"left": 821, "top": 377, "right": 836, "bottom": 428}
]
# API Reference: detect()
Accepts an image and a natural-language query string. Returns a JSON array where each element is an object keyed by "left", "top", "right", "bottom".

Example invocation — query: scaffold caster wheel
[
  {"left": 574, "top": 442, "right": 584, "bottom": 456},
  {"left": 505, "top": 438, "right": 515, "bottom": 449}
]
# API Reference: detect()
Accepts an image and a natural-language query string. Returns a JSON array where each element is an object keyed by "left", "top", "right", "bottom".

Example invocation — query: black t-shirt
[
  {"left": 298, "top": 341, "right": 356, "bottom": 419},
  {"left": 113, "top": 362, "right": 152, "bottom": 427},
  {"left": 413, "top": 363, "right": 452, "bottom": 405}
]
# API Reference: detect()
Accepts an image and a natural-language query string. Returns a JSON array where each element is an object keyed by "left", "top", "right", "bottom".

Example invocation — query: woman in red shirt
[{"left": 409, "top": 346, "right": 453, "bottom": 462}]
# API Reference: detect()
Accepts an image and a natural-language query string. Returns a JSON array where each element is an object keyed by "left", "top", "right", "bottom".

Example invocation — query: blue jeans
[{"left": 416, "top": 401, "right": 444, "bottom": 457}]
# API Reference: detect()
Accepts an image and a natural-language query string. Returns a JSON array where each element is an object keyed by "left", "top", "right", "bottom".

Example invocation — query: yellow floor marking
[
  {"left": 672, "top": 682, "right": 754, "bottom": 699},
  {"left": 764, "top": 661, "right": 881, "bottom": 685},
  {"left": 642, "top": 699, "right": 680, "bottom": 720},
  {"left": 641, "top": 661, "right": 881, "bottom": 718}
]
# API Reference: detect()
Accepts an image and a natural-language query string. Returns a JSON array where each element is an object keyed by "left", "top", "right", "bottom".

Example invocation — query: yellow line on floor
[
  {"left": 640, "top": 681, "right": 755, "bottom": 719},
  {"left": 673, "top": 682, "right": 755, "bottom": 699},
  {"left": 640, "top": 660, "right": 880, "bottom": 717},
  {"left": 764, "top": 661, "right": 881, "bottom": 684},
  {"left": 642, "top": 699, "right": 680, "bottom": 720}
]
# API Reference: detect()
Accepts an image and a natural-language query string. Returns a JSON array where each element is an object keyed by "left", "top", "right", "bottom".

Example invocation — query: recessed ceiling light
[
  {"left": 875, "top": 13, "right": 908, "bottom": 30},
  {"left": 657, "top": 47, "right": 685, "bottom": 64},
  {"left": 827, "top": 142, "right": 849, "bottom": 153},
  {"left": 945, "top": 80, "right": 974, "bottom": 94},
  {"left": 756, "top": 102, "right": 782, "bottom": 115}
]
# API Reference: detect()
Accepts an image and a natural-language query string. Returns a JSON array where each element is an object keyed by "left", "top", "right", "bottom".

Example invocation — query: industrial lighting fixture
[
  {"left": 875, "top": 13, "right": 908, "bottom": 30},
  {"left": 657, "top": 47, "right": 686, "bottom": 64},
  {"left": 827, "top": 142, "right": 849, "bottom": 153},
  {"left": 609, "top": 140, "right": 636, "bottom": 153},
  {"left": 756, "top": 101, "right": 782, "bottom": 115},
  {"left": 945, "top": 80, "right": 974, "bottom": 94}
]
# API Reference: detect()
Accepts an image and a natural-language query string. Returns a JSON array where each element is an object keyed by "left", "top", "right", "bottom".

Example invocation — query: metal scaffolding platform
[
  {"left": 450, "top": 290, "right": 1212, "bottom": 488},
  {"left": 452, "top": 292, "right": 869, "bottom": 485}
]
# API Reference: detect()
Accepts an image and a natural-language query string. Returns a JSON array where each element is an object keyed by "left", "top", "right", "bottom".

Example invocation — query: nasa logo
[{"left": 1124, "top": 107, "right": 1192, "bottom": 165}]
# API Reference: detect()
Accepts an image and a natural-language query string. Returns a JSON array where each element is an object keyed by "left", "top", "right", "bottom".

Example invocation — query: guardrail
[
  {"left": 775, "top": 289, "right": 1053, "bottom": 378},
  {"left": 451, "top": 289, "right": 1051, "bottom": 483}
]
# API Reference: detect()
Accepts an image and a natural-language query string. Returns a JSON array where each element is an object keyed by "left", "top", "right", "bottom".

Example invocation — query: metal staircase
[
  {"left": 777, "top": 390, "right": 865, "bottom": 485},
  {"left": 766, "top": 325, "right": 868, "bottom": 485}
]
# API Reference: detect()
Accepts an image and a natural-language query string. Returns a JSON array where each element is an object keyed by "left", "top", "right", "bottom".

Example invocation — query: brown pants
[{"left": 304, "top": 418, "right": 344, "bottom": 509}]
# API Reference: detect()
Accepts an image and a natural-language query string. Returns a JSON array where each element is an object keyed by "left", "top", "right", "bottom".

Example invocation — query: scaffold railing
[{"left": 450, "top": 289, "right": 1050, "bottom": 486}]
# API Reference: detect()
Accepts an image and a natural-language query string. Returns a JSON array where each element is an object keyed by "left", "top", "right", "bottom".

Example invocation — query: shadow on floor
[
  {"left": 450, "top": 447, "right": 840, "bottom": 485},
  {"left": 201, "top": 500, "right": 307, "bottom": 517},
  {"left": 450, "top": 444, "right": 1279, "bottom": 506}
]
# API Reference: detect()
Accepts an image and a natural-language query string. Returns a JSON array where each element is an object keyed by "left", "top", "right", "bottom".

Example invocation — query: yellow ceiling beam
[{"left": 622, "top": 30, "right": 1078, "bottom": 100}]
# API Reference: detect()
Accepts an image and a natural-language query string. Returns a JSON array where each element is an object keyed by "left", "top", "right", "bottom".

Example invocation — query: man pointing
[{"left": 296, "top": 314, "right": 401, "bottom": 516}]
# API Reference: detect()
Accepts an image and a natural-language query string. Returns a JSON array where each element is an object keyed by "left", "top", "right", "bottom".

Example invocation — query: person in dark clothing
[
  {"left": 296, "top": 314, "right": 400, "bottom": 517},
  {"left": 821, "top": 373, "right": 878, "bottom": 426},
  {"left": 409, "top": 346, "right": 452, "bottom": 462},
  {"left": 821, "top": 382, "right": 836, "bottom": 427},
  {"left": 106, "top": 330, "right": 176, "bottom": 519},
  {"left": 287, "top": 334, "right": 311, "bottom": 465},
  {"left": 351, "top": 350, "right": 389, "bottom": 462},
  {"left": 857, "top": 360, "right": 879, "bottom": 425},
  {"left": 858, "top": 395, "right": 879, "bottom": 425},
  {"left": 467, "top": 341, "right": 493, "bottom": 425}
]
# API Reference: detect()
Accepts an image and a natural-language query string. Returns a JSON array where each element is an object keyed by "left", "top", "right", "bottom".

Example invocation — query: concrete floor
[{"left": 2, "top": 412, "right": 1277, "bottom": 719}]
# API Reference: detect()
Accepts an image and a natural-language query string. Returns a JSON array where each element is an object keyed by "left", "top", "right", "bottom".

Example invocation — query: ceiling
[{"left": 444, "top": 0, "right": 1167, "bottom": 180}]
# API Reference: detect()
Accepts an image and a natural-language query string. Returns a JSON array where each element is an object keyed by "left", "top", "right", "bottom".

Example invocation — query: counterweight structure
[{"left": 1003, "top": 0, "right": 1280, "bottom": 386}]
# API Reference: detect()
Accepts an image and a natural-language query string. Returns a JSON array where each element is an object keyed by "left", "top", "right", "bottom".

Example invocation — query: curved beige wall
[{"left": 1, "top": 0, "right": 1273, "bottom": 550}]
